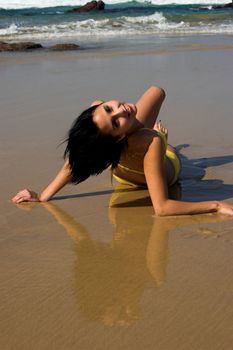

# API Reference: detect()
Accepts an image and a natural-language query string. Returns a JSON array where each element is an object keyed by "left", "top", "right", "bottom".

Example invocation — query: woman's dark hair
[{"left": 64, "top": 105, "right": 127, "bottom": 184}]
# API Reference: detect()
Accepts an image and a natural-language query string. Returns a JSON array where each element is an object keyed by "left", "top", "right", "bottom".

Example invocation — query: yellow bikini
[{"left": 112, "top": 128, "right": 181, "bottom": 187}]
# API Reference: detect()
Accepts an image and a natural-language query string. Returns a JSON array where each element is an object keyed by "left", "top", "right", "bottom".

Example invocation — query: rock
[
  {"left": 0, "top": 41, "right": 43, "bottom": 52},
  {"left": 213, "top": 2, "right": 233, "bottom": 9},
  {"left": 49, "top": 43, "right": 81, "bottom": 51},
  {"left": 67, "top": 1, "right": 105, "bottom": 13},
  {"left": 0, "top": 41, "right": 81, "bottom": 52},
  {"left": 222, "top": 2, "right": 233, "bottom": 8}
]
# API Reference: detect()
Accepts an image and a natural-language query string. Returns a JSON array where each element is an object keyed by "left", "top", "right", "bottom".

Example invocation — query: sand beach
[{"left": 1, "top": 33, "right": 233, "bottom": 349}]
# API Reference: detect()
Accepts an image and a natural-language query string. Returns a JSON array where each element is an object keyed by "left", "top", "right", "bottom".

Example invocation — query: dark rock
[
  {"left": 0, "top": 41, "right": 81, "bottom": 53},
  {"left": 49, "top": 43, "right": 81, "bottom": 51},
  {"left": 222, "top": 2, "right": 233, "bottom": 8},
  {"left": 0, "top": 41, "right": 43, "bottom": 52},
  {"left": 67, "top": 1, "right": 105, "bottom": 13},
  {"left": 213, "top": 2, "right": 233, "bottom": 9}
]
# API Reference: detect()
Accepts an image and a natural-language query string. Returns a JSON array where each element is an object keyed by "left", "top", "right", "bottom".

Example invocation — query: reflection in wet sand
[
  {"left": 42, "top": 184, "right": 231, "bottom": 327},
  {"left": 43, "top": 198, "right": 166, "bottom": 326}
]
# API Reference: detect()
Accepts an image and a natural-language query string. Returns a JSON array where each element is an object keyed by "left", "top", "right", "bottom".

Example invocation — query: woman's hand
[
  {"left": 11, "top": 161, "right": 71, "bottom": 205},
  {"left": 217, "top": 201, "right": 233, "bottom": 216},
  {"left": 154, "top": 121, "right": 168, "bottom": 140},
  {"left": 11, "top": 189, "right": 40, "bottom": 204}
]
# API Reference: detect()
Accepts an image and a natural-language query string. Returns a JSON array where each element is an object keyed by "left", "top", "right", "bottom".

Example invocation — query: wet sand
[{"left": 0, "top": 35, "right": 233, "bottom": 349}]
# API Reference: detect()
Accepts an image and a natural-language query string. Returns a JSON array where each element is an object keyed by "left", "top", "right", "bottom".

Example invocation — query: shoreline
[
  {"left": 1, "top": 33, "right": 233, "bottom": 65},
  {"left": 1, "top": 32, "right": 233, "bottom": 49}
]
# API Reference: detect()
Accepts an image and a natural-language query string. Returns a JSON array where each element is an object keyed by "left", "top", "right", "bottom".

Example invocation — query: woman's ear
[{"left": 91, "top": 100, "right": 104, "bottom": 107}]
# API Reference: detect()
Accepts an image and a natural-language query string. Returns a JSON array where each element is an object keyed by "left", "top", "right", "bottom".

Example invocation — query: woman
[{"left": 11, "top": 86, "right": 233, "bottom": 216}]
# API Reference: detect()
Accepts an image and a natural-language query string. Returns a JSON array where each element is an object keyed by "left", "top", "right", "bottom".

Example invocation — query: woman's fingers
[
  {"left": 154, "top": 121, "right": 168, "bottom": 138},
  {"left": 219, "top": 207, "right": 233, "bottom": 215},
  {"left": 218, "top": 202, "right": 233, "bottom": 216},
  {"left": 12, "top": 190, "right": 28, "bottom": 202},
  {"left": 11, "top": 193, "right": 24, "bottom": 203},
  {"left": 11, "top": 189, "right": 39, "bottom": 203},
  {"left": 12, "top": 195, "right": 27, "bottom": 203}
]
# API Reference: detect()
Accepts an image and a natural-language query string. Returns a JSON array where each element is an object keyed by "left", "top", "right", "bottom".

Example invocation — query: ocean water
[{"left": 0, "top": 0, "right": 233, "bottom": 43}]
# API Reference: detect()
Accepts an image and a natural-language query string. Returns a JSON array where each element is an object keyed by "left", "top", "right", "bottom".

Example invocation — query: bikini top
[{"left": 117, "top": 128, "right": 167, "bottom": 176}]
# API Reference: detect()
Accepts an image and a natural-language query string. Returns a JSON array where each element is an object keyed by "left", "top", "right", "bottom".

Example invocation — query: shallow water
[{"left": 1, "top": 186, "right": 233, "bottom": 349}]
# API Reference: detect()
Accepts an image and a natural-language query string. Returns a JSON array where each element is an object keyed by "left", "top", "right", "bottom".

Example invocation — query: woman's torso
[{"left": 113, "top": 128, "right": 175, "bottom": 186}]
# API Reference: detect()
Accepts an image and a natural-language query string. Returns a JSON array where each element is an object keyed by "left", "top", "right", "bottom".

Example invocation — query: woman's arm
[
  {"left": 11, "top": 160, "right": 71, "bottom": 203},
  {"left": 144, "top": 137, "right": 233, "bottom": 216},
  {"left": 12, "top": 101, "right": 104, "bottom": 205},
  {"left": 135, "top": 86, "right": 166, "bottom": 128}
]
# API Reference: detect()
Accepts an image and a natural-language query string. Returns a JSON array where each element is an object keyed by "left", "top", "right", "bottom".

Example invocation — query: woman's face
[{"left": 93, "top": 100, "right": 137, "bottom": 139}]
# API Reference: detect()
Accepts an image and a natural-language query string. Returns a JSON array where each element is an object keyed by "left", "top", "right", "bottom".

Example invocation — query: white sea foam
[
  {"left": 0, "top": 23, "right": 18, "bottom": 35},
  {"left": 1, "top": 11, "right": 233, "bottom": 40},
  {"left": 0, "top": 0, "right": 229, "bottom": 10}
]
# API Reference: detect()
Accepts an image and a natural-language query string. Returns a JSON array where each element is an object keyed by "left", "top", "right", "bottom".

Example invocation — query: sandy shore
[{"left": 0, "top": 35, "right": 233, "bottom": 349}]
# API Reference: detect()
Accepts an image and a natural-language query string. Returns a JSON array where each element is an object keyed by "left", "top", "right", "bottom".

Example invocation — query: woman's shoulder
[
  {"left": 127, "top": 128, "right": 159, "bottom": 146},
  {"left": 118, "top": 127, "right": 164, "bottom": 175},
  {"left": 125, "top": 128, "right": 160, "bottom": 159}
]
